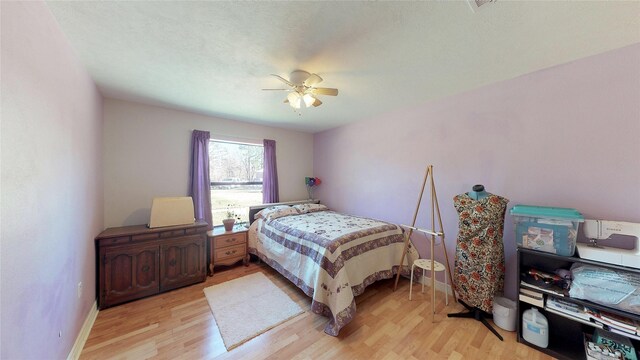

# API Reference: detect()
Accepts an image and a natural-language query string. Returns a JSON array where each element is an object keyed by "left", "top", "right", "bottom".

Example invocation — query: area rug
[{"left": 203, "top": 272, "right": 305, "bottom": 350}]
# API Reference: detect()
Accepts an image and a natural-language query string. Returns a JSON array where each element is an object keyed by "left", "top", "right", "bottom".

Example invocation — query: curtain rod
[{"left": 191, "top": 130, "right": 264, "bottom": 145}]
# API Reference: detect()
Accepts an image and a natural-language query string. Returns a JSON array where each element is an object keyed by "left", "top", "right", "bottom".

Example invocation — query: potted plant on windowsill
[
  {"left": 222, "top": 204, "right": 240, "bottom": 231},
  {"left": 223, "top": 204, "right": 241, "bottom": 232}
]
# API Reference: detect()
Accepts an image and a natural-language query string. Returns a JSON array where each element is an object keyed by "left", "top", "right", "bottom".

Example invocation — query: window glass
[{"left": 209, "top": 140, "right": 263, "bottom": 225}]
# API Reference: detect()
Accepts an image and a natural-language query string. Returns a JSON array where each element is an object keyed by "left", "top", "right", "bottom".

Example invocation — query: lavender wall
[
  {"left": 314, "top": 44, "right": 640, "bottom": 299},
  {"left": 103, "top": 98, "right": 314, "bottom": 227},
  {"left": 1, "top": 2, "right": 104, "bottom": 358}
]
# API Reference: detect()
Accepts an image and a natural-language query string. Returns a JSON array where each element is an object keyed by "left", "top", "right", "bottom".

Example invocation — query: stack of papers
[
  {"left": 519, "top": 288, "right": 544, "bottom": 307},
  {"left": 544, "top": 297, "right": 640, "bottom": 340},
  {"left": 546, "top": 297, "right": 593, "bottom": 322},
  {"left": 596, "top": 312, "right": 640, "bottom": 340}
]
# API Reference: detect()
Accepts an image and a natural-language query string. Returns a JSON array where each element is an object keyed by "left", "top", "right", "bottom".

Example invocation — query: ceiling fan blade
[
  {"left": 284, "top": 98, "right": 289, "bottom": 103},
  {"left": 303, "top": 73, "right": 323, "bottom": 87},
  {"left": 311, "top": 87, "right": 338, "bottom": 96},
  {"left": 312, "top": 98, "right": 323, "bottom": 107},
  {"left": 270, "top": 74, "right": 294, "bottom": 87}
]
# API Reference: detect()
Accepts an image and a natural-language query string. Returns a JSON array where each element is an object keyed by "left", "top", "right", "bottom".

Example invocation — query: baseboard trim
[
  {"left": 417, "top": 275, "right": 454, "bottom": 297},
  {"left": 67, "top": 300, "right": 98, "bottom": 360}
]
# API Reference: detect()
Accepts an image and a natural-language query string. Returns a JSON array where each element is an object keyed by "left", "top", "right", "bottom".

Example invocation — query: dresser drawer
[
  {"left": 214, "top": 244, "right": 245, "bottom": 261},
  {"left": 214, "top": 233, "right": 246, "bottom": 248},
  {"left": 97, "top": 236, "right": 131, "bottom": 246}
]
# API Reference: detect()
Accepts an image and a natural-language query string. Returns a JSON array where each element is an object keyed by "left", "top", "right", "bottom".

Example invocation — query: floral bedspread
[{"left": 248, "top": 210, "right": 414, "bottom": 336}]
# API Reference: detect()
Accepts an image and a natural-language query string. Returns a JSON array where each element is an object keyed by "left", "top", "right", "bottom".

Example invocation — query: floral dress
[{"left": 453, "top": 193, "right": 509, "bottom": 312}]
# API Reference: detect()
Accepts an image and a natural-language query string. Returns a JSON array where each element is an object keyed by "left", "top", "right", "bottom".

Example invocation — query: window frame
[
  {"left": 208, "top": 138, "right": 264, "bottom": 186},
  {"left": 208, "top": 138, "right": 265, "bottom": 225}
]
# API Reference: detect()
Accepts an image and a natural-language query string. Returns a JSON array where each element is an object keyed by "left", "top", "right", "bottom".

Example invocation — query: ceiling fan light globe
[
  {"left": 302, "top": 93, "right": 315, "bottom": 107},
  {"left": 287, "top": 92, "right": 302, "bottom": 109}
]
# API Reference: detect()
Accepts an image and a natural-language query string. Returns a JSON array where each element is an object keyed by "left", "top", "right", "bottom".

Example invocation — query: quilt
[{"left": 248, "top": 209, "right": 416, "bottom": 336}]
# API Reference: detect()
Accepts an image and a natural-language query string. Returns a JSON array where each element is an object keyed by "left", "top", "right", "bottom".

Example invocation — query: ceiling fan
[{"left": 263, "top": 70, "right": 338, "bottom": 110}]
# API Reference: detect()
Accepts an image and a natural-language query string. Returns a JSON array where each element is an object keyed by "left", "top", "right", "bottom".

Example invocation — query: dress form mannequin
[
  {"left": 468, "top": 184, "right": 488, "bottom": 200},
  {"left": 448, "top": 184, "right": 509, "bottom": 341}
]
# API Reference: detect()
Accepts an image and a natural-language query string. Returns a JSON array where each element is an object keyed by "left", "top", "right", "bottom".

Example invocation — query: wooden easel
[{"left": 393, "top": 165, "right": 457, "bottom": 315}]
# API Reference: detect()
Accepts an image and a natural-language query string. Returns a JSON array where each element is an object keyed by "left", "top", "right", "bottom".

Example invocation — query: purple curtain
[
  {"left": 189, "top": 130, "right": 213, "bottom": 229},
  {"left": 263, "top": 139, "right": 279, "bottom": 203}
]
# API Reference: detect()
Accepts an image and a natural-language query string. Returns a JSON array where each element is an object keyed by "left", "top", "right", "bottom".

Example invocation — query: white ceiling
[{"left": 46, "top": 1, "right": 640, "bottom": 133}]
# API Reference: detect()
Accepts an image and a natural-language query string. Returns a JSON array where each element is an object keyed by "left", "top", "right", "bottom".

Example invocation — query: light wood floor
[{"left": 80, "top": 262, "right": 553, "bottom": 359}]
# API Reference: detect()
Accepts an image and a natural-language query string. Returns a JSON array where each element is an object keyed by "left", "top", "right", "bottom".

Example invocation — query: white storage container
[
  {"left": 493, "top": 296, "right": 517, "bottom": 331},
  {"left": 522, "top": 308, "right": 549, "bottom": 348}
]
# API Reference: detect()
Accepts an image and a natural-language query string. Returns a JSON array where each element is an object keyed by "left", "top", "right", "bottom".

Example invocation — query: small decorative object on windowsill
[
  {"left": 305, "top": 177, "right": 321, "bottom": 200},
  {"left": 223, "top": 204, "right": 242, "bottom": 232},
  {"left": 222, "top": 219, "right": 235, "bottom": 232}
]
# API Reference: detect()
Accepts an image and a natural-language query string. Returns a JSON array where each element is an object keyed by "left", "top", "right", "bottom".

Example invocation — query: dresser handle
[
  {"left": 225, "top": 250, "right": 236, "bottom": 256},
  {"left": 141, "top": 265, "right": 150, "bottom": 272},
  {"left": 226, "top": 238, "right": 235, "bottom": 243}
]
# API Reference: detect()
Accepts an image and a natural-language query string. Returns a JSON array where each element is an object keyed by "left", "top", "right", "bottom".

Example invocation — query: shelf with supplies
[{"left": 517, "top": 247, "right": 639, "bottom": 360}]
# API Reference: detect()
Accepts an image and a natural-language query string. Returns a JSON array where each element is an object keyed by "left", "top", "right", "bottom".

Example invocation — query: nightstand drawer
[
  {"left": 214, "top": 233, "right": 245, "bottom": 248},
  {"left": 214, "top": 244, "right": 245, "bottom": 260},
  {"left": 207, "top": 228, "right": 249, "bottom": 276}
]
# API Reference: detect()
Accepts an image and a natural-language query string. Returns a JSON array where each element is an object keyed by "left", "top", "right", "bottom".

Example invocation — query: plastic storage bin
[{"left": 510, "top": 205, "right": 584, "bottom": 256}]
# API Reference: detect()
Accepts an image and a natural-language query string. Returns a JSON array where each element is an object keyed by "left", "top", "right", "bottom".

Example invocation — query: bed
[{"left": 247, "top": 201, "right": 417, "bottom": 336}]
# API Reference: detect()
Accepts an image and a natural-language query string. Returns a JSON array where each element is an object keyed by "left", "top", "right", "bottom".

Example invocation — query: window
[{"left": 209, "top": 140, "right": 263, "bottom": 225}]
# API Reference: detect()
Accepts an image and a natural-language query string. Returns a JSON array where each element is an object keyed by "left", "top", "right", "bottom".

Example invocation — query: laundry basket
[{"left": 492, "top": 296, "right": 517, "bottom": 331}]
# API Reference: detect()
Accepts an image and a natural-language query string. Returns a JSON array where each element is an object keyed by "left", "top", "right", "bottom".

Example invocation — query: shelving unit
[{"left": 517, "top": 248, "right": 640, "bottom": 359}]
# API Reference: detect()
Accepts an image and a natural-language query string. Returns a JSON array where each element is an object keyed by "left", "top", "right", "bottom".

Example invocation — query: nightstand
[{"left": 207, "top": 227, "right": 249, "bottom": 276}]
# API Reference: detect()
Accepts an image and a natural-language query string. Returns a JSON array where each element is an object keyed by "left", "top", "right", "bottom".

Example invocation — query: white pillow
[
  {"left": 254, "top": 205, "right": 299, "bottom": 220},
  {"left": 293, "top": 203, "right": 328, "bottom": 214}
]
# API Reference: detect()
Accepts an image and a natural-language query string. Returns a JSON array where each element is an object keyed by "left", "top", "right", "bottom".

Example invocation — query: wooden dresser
[
  {"left": 207, "top": 227, "right": 249, "bottom": 275},
  {"left": 95, "top": 221, "right": 208, "bottom": 309}
]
